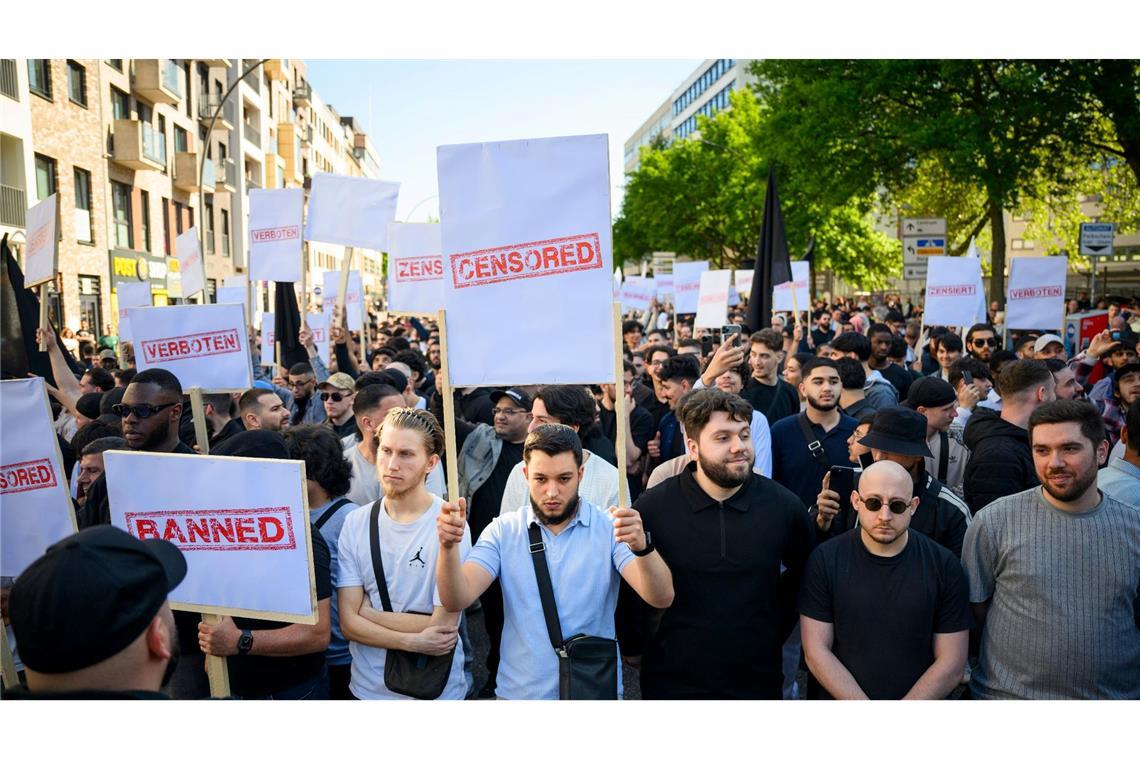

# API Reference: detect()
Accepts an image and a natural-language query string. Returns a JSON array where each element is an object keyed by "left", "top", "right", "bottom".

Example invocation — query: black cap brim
[
  {"left": 858, "top": 431, "right": 932, "bottom": 459},
  {"left": 141, "top": 539, "right": 188, "bottom": 593}
]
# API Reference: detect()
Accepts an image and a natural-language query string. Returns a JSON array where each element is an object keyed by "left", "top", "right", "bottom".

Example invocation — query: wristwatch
[
  {"left": 633, "top": 532, "right": 656, "bottom": 557},
  {"left": 237, "top": 629, "right": 254, "bottom": 656}
]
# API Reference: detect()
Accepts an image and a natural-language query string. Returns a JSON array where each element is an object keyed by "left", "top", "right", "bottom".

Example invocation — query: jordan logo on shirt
[{"left": 409, "top": 546, "right": 426, "bottom": 567}]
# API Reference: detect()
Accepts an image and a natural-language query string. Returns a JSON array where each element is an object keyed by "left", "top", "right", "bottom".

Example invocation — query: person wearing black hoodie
[{"left": 962, "top": 360, "right": 1056, "bottom": 514}]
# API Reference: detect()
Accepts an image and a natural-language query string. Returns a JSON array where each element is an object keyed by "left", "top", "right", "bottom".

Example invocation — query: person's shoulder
[
  {"left": 1102, "top": 492, "right": 1140, "bottom": 519},
  {"left": 769, "top": 414, "right": 799, "bottom": 434},
  {"left": 974, "top": 487, "right": 1038, "bottom": 523},
  {"left": 340, "top": 499, "right": 376, "bottom": 532},
  {"left": 748, "top": 473, "right": 806, "bottom": 512}
]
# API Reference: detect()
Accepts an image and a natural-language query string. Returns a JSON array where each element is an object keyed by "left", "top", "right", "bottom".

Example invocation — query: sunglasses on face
[
  {"left": 861, "top": 496, "right": 910, "bottom": 514},
  {"left": 972, "top": 338, "right": 997, "bottom": 347},
  {"left": 320, "top": 392, "right": 347, "bottom": 403},
  {"left": 112, "top": 402, "right": 177, "bottom": 419}
]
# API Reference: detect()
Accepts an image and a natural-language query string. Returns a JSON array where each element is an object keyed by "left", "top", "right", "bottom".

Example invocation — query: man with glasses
[
  {"left": 287, "top": 363, "right": 327, "bottom": 426},
  {"left": 799, "top": 460, "right": 971, "bottom": 699},
  {"left": 965, "top": 323, "right": 998, "bottom": 363},
  {"left": 318, "top": 373, "right": 358, "bottom": 439}
]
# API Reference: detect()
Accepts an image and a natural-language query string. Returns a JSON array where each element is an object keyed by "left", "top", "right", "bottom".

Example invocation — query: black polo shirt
[{"left": 636, "top": 463, "right": 815, "bottom": 699}]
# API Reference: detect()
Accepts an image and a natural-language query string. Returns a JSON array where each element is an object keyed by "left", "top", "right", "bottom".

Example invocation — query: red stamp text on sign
[
  {"left": 396, "top": 256, "right": 444, "bottom": 282},
  {"left": 123, "top": 507, "right": 297, "bottom": 551},
  {"left": 928, "top": 284, "right": 977, "bottom": 297},
  {"left": 0, "top": 459, "right": 58, "bottom": 495},
  {"left": 251, "top": 225, "right": 301, "bottom": 243},
  {"left": 1010, "top": 286, "right": 1063, "bottom": 300},
  {"left": 27, "top": 224, "right": 51, "bottom": 254},
  {"left": 449, "top": 233, "right": 602, "bottom": 289},
  {"left": 140, "top": 329, "right": 241, "bottom": 364}
]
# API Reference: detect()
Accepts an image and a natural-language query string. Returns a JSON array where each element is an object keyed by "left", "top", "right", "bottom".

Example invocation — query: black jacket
[{"left": 962, "top": 408, "right": 1037, "bottom": 514}]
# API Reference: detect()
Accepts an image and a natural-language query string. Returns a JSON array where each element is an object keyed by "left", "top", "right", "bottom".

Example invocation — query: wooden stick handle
[
  {"left": 190, "top": 388, "right": 211, "bottom": 455},
  {"left": 201, "top": 613, "right": 231, "bottom": 698},
  {"left": 38, "top": 285, "right": 50, "bottom": 352},
  {"left": 437, "top": 309, "right": 461, "bottom": 503},
  {"left": 612, "top": 302, "right": 629, "bottom": 511}
]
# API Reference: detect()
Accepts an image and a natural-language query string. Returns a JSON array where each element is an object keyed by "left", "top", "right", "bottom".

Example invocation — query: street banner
[
  {"left": 23, "top": 194, "right": 58, "bottom": 288},
  {"left": 249, "top": 189, "right": 304, "bottom": 283},
  {"left": 115, "top": 281, "right": 152, "bottom": 343},
  {"left": 216, "top": 285, "right": 248, "bottom": 311},
  {"left": 305, "top": 309, "right": 331, "bottom": 368},
  {"left": 175, "top": 228, "right": 206, "bottom": 300},
  {"left": 322, "top": 270, "right": 364, "bottom": 332},
  {"left": 387, "top": 222, "right": 444, "bottom": 314},
  {"left": 655, "top": 274, "right": 674, "bottom": 302},
  {"left": 127, "top": 303, "right": 252, "bottom": 391},
  {"left": 673, "top": 261, "right": 709, "bottom": 315},
  {"left": 305, "top": 174, "right": 399, "bottom": 252},
  {"left": 438, "top": 133, "right": 615, "bottom": 386},
  {"left": 772, "top": 261, "right": 810, "bottom": 312},
  {"left": 1006, "top": 256, "right": 1069, "bottom": 331},
  {"left": 1, "top": 378, "right": 76, "bottom": 576},
  {"left": 695, "top": 270, "right": 732, "bottom": 329},
  {"left": 735, "top": 269, "right": 754, "bottom": 296},
  {"left": 923, "top": 256, "right": 984, "bottom": 327},
  {"left": 260, "top": 312, "right": 276, "bottom": 367},
  {"left": 105, "top": 451, "right": 317, "bottom": 623},
  {"left": 620, "top": 276, "right": 655, "bottom": 313}
]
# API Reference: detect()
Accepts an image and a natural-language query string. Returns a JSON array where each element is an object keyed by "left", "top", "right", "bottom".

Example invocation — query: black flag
[
  {"left": 745, "top": 165, "right": 793, "bottom": 332},
  {"left": 1, "top": 234, "right": 83, "bottom": 380},
  {"left": 273, "top": 281, "right": 308, "bottom": 370}
]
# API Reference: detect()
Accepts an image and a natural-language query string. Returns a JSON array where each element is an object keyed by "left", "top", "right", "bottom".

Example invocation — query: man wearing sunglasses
[
  {"left": 965, "top": 323, "right": 998, "bottom": 363},
  {"left": 799, "top": 460, "right": 971, "bottom": 700},
  {"left": 318, "top": 373, "right": 358, "bottom": 439}
]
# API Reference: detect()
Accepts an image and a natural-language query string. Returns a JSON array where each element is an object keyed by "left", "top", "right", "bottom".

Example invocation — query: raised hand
[
  {"left": 437, "top": 497, "right": 467, "bottom": 549},
  {"left": 610, "top": 505, "right": 647, "bottom": 553}
]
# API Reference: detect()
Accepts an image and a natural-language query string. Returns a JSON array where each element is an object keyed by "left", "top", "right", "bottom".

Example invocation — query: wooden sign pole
[
  {"left": 336, "top": 247, "right": 354, "bottom": 332},
  {"left": 190, "top": 388, "right": 211, "bottom": 456},
  {"left": 38, "top": 285, "right": 50, "bottom": 352},
  {"left": 0, "top": 622, "right": 18, "bottom": 688},
  {"left": 611, "top": 303, "right": 629, "bottom": 511},
  {"left": 437, "top": 308, "right": 460, "bottom": 502},
  {"left": 201, "top": 612, "right": 231, "bottom": 698},
  {"left": 300, "top": 242, "right": 309, "bottom": 317}
]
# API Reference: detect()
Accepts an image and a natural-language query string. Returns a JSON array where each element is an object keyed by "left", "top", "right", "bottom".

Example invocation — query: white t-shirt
[
  {"left": 498, "top": 450, "right": 631, "bottom": 517},
  {"left": 336, "top": 494, "right": 471, "bottom": 700}
]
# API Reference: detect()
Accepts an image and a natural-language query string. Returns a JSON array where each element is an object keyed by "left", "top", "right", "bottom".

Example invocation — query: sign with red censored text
[
  {"left": 0, "top": 378, "right": 76, "bottom": 576},
  {"left": 695, "top": 270, "right": 732, "bottom": 328},
  {"left": 105, "top": 451, "right": 317, "bottom": 623},
  {"left": 387, "top": 222, "right": 444, "bottom": 314},
  {"left": 249, "top": 189, "right": 304, "bottom": 283},
  {"left": 322, "top": 270, "right": 364, "bottom": 332},
  {"left": 127, "top": 303, "right": 253, "bottom": 391},
  {"left": 23, "top": 193, "right": 59, "bottom": 288},
  {"left": 260, "top": 312, "right": 276, "bottom": 367},
  {"left": 772, "top": 261, "right": 810, "bottom": 313},
  {"left": 174, "top": 228, "right": 206, "bottom": 300},
  {"left": 438, "top": 133, "right": 616, "bottom": 386},
  {"left": 620, "top": 275, "right": 655, "bottom": 313},
  {"left": 922, "top": 256, "right": 985, "bottom": 328},
  {"left": 1005, "top": 256, "right": 1069, "bottom": 331},
  {"left": 305, "top": 173, "right": 400, "bottom": 252},
  {"left": 673, "top": 261, "right": 709, "bottom": 314},
  {"left": 305, "top": 309, "right": 331, "bottom": 368}
]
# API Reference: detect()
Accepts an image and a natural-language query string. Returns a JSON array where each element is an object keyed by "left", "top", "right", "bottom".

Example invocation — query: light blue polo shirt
[{"left": 467, "top": 499, "right": 634, "bottom": 700}]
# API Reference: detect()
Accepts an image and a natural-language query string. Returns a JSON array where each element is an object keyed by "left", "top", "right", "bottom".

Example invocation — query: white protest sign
[
  {"left": 655, "top": 274, "right": 674, "bottom": 302},
  {"left": 260, "top": 312, "right": 276, "bottom": 367},
  {"left": 115, "top": 281, "right": 152, "bottom": 343},
  {"left": 128, "top": 303, "right": 252, "bottom": 391},
  {"left": 387, "top": 222, "right": 444, "bottom": 314},
  {"left": 175, "top": 228, "right": 206, "bottom": 300},
  {"left": 24, "top": 194, "right": 58, "bottom": 288},
  {"left": 217, "top": 285, "right": 249, "bottom": 311},
  {"left": 1006, "top": 256, "right": 1069, "bottom": 331},
  {"left": 249, "top": 188, "right": 304, "bottom": 282},
  {"left": 438, "top": 133, "right": 615, "bottom": 386},
  {"left": 735, "top": 269, "right": 754, "bottom": 296},
  {"left": 620, "top": 276, "right": 655, "bottom": 313},
  {"left": 305, "top": 174, "right": 400, "bottom": 251},
  {"left": 673, "top": 261, "right": 709, "bottom": 314},
  {"left": 772, "top": 261, "right": 810, "bottom": 312},
  {"left": 0, "top": 378, "right": 76, "bottom": 576},
  {"left": 322, "top": 270, "right": 364, "bottom": 332},
  {"left": 105, "top": 451, "right": 316, "bottom": 623},
  {"left": 305, "top": 309, "right": 331, "bottom": 368},
  {"left": 695, "top": 270, "right": 732, "bottom": 329},
  {"left": 224, "top": 274, "right": 248, "bottom": 288},
  {"left": 923, "top": 256, "right": 985, "bottom": 327}
]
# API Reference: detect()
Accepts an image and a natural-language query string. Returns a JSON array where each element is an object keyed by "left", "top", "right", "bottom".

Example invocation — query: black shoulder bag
[
  {"left": 368, "top": 499, "right": 455, "bottom": 700},
  {"left": 528, "top": 521, "right": 619, "bottom": 700},
  {"left": 937, "top": 431, "right": 950, "bottom": 483},
  {"left": 797, "top": 412, "right": 832, "bottom": 471},
  {"left": 314, "top": 498, "right": 352, "bottom": 531}
]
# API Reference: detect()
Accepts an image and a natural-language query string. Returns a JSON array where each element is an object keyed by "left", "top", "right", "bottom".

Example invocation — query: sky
[{"left": 304, "top": 60, "right": 702, "bottom": 223}]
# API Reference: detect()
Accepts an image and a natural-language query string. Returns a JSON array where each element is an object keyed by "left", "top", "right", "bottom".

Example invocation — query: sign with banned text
[
  {"left": 305, "top": 174, "right": 400, "bottom": 252},
  {"left": 620, "top": 276, "right": 655, "bottom": 313},
  {"left": 673, "top": 261, "right": 709, "bottom": 315},
  {"left": 387, "top": 222, "right": 444, "bottom": 314},
  {"left": 115, "top": 280, "right": 153, "bottom": 343},
  {"left": 695, "top": 270, "right": 732, "bottom": 328},
  {"left": 305, "top": 310, "right": 331, "bottom": 368},
  {"left": 438, "top": 134, "right": 615, "bottom": 386},
  {"left": 735, "top": 269, "right": 754, "bottom": 297},
  {"left": 322, "top": 270, "right": 364, "bottom": 332},
  {"left": 127, "top": 303, "right": 252, "bottom": 390},
  {"left": 655, "top": 274, "right": 674, "bottom": 301},
  {"left": 922, "top": 256, "right": 985, "bottom": 327},
  {"left": 1006, "top": 256, "right": 1069, "bottom": 330},
  {"left": 260, "top": 312, "right": 276, "bottom": 366},
  {"left": 773, "top": 261, "right": 810, "bottom": 312},
  {"left": 249, "top": 189, "right": 304, "bottom": 282},
  {"left": 1, "top": 378, "right": 76, "bottom": 576},
  {"left": 24, "top": 193, "right": 59, "bottom": 288},
  {"left": 105, "top": 451, "right": 317, "bottom": 623},
  {"left": 175, "top": 228, "right": 206, "bottom": 300}
]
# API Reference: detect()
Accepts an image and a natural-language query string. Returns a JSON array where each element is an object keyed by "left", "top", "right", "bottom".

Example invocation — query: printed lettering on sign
[
  {"left": 699, "top": 293, "right": 722, "bottom": 305},
  {"left": 677, "top": 281, "right": 700, "bottom": 293},
  {"left": 927, "top": 285, "right": 976, "bottom": 297},
  {"left": 1009, "top": 286, "right": 1063, "bottom": 300},
  {"left": 449, "top": 233, "right": 602, "bottom": 289},
  {"left": 27, "top": 224, "right": 50, "bottom": 253},
  {"left": 0, "top": 458, "right": 58, "bottom": 495},
  {"left": 310, "top": 327, "right": 326, "bottom": 343},
  {"left": 140, "top": 329, "right": 242, "bottom": 363},
  {"left": 124, "top": 507, "right": 296, "bottom": 551},
  {"left": 251, "top": 225, "right": 301, "bottom": 243},
  {"left": 396, "top": 256, "right": 444, "bottom": 282}
]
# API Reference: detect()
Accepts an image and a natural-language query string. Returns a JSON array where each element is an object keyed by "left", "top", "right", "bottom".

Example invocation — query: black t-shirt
[
  {"left": 878, "top": 362, "right": 913, "bottom": 400},
  {"left": 797, "top": 529, "right": 972, "bottom": 700},
  {"left": 326, "top": 415, "right": 358, "bottom": 440},
  {"left": 226, "top": 525, "right": 333, "bottom": 698},
  {"left": 469, "top": 440, "right": 523, "bottom": 541},
  {"left": 582, "top": 431, "right": 618, "bottom": 467},
  {"left": 741, "top": 379, "right": 799, "bottom": 424},
  {"left": 598, "top": 404, "right": 656, "bottom": 499}
]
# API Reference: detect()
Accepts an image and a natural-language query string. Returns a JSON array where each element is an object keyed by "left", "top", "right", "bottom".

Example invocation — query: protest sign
[
  {"left": 0, "top": 378, "right": 77, "bottom": 576},
  {"left": 1006, "top": 256, "right": 1069, "bottom": 331},
  {"left": 115, "top": 280, "right": 152, "bottom": 343},
  {"left": 305, "top": 174, "right": 399, "bottom": 251},
  {"left": 923, "top": 256, "right": 985, "bottom": 327},
  {"left": 695, "top": 270, "right": 732, "bottom": 329},
  {"left": 322, "top": 269, "right": 364, "bottom": 332},
  {"left": 24, "top": 194, "right": 58, "bottom": 288},
  {"left": 224, "top": 274, "right": 247, "bottom": 288},
  {"left": 305, "top": 309, "right": 331, "bottom": 368},
  {"left": 217, "top": 284, "right": 248, "bottom": 311},
  {"left": 772, "top": 261, "right": 810, "bottom": 312},
  {"left": 620, "top": 275, "right": 655, "bottom": 313},
  {"left": 105, "top": 451, "right": 317, "bottom": 623},
  {"left": 735, "top": 269, "right": 754, "bottom": 296},
  {"left": 175, "top": 228, "right": 206, "bottom": 300},
  {"left": 387, "top": 222, "right": 444, "bottom": 314},
  {"left": 259, "top": 312, "right": 276, "bottom": 367},
  {"left": 673, "top": 261, "right": 709, "bottom": 315},
  {"left": 655, "top": 274, "right": 674, "bottom": 302},
  {"left": 128, "top": 303, "right": 252, "bottom": 391},
  {"left": 437, "top": 133, "right": 615, "bottom": 386},
  {"left": 249, "top": 188, "right": 304, "bottom": 283}
]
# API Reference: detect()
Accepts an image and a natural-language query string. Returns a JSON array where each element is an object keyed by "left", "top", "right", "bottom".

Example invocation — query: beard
[
  {"left": 128, "top": 420, "right": 174, "bottom": 451},
  {"left": 806, "top": 395, "right": 838, "bottom": 412},
  {"left": 861, "top": 522, "right": 904, "bottom": 546},
  {"left": 530, "top": 494, "right": 579, "bottom": 526},
  {"left": 1041, "top": 463, "right": 1099, "bottom": 503},
  {"left": 697, "top": 450, "right": 752, "bottom": 489},
  {"left": 381, "top": 475, "right": 422, "bottom": 501}
]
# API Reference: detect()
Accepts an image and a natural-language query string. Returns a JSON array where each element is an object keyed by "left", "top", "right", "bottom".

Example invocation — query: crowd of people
[{"left": 2, "top": 289, "right": 1138, "bottom": 701}]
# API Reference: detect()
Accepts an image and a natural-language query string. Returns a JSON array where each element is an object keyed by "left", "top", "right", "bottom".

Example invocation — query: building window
[
  {"left": 77, "top": 276, "right": 103, "bottom": 339},
  {"left": 173, "top": 201, "right": 184, "bottom": 235},
  {"left": 173, "top": 125, "right": 188, "bottom": 153},
  {"left": 207, "top": 279, "right": 217, "bottom": 304},
  {"left": 184, "top": 62, "right": 192, "bottom": 117},
  {"left": 162, "top": 197, "right": 172, "bottom": 255},
  {"left": 221, "top": 209, "right": 230, "bottom": 257},
  {"left": 204, "top": 199, "right": 215, "bottom": 253},
  {"left": 34, "top": 154, "right": 57, "bottom": 200},
  {"left": 111, "top": 86, "right": 130, "bottom": 120},
  {"left": 74, "top": 167, "right": 93, "bottom": 244},
  {"left": 140, "top": 190, "right": 151, "bottom": 252},
  {"left": 67, "top": 60, "right": 87, "bottom": 107},
  {"left": 28, "top": 59, "right": 51, "bottom": 99},
  {"left": 107, "top": 60, "right": 123, "bottom": 71},
  {"left": 111, "top": 181, "right": 133, "bottom": 249}
]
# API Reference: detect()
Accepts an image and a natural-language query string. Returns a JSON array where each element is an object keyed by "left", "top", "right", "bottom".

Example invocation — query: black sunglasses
[
  {"left": 972, "top": 338, "right": 997, "bottom": 347},
  {"left": 861, "top": 496, "right": 910, "bottom": 514},
  {"left": 320, "top": 392, "right": 347, "bottom": 403},
  {"left": 111, "top": 402, "right": 177, "bottom": 419}
]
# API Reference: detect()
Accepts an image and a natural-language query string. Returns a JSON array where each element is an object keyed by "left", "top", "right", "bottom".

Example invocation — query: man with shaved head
[{"left": 798, "top": 461, "right": 971, "bottom": 700}]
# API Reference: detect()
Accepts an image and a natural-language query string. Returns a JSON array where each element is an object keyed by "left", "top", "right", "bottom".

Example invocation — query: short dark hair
[
  {"left": 802, "top": 356, "right": 840, "bottom": 381},
  {"left": 622, "top": 320, "right": 643, "bottom": 335},
  {"left": 938, "top": 332, "right": 964, "bottom": 353},
  {"left": 678, "top": 338, "right": 703, "bottom": 353},
  {"left": 288, "top": 362, "right": 314, "bottom": 378},
  {"left": 989, "top": 349, "right": 1018, "bottom": 375},
  {"left": 792, "top": 352, "right": 816, "bottom": 369},
  {"left": 678, "top": 388, "right": 753, "bottom": 441},
  {"left": 886, "top": 310, "right": 904, "bottom": 324},
  {"left": 535, "top": 385, "right": 597, "bottom": 431},
  {"left": 830, "top": 332, "right": 871, "bottom": 361},
  {"left": 1113, "top": 362, "right": 1140, "bottom": 399},
  {"left": 282, "top": 424, "right": 353, "bottom": 498},
  {"left": 378, "top": 407, "right": 445, "bottom": 457},
  {"left": 948, "top": 356, "right": 992, "bottom": 389},
  {"left": 203, "top": 392, "right": 233, "bottom": 416},
  {"left": 751, "top": 328, "right": 782, "bottom": 352},
  {"left": 523, "top": 423, "right": 583, "bottom": 467},
  {"left": 80, "top": 436, "right": 128, "bottom": 458},
  {"left": 129, "top": 369, "right": 182, "bottom": 401},
  {"left": 647, "top": 328, "right": 668, "bottom": 341},
  {"left": 622, "top": 360, "right": 634, "bottom": 375},
  {"left": 392, "top": 349, "right": 427, "bottom": 380},
  {"left": 238, "top": 388, "right": 278, "bottom": 417},
  {"left": 1028, "top": 399, "right": 1106, "bottom": 448},
  {"left": 888, "top": 335, "right": 909, "bottom": 360},
  {"left": 965, "top": 323, "right": 995, "bottom": 345},
  {"left": 1125, "top": 399, "right": 1140, "bottom": 454},
  {"left": 1043, "top": 358, "right": 1068, "bottom": 374},
  {"left": 998, "top": 359, "right": 1054, "bottom": 400},
  {"left": 115, "top": 367, "right": 136, "bottom": 386},
  {"left": 69, "top": 419, "right": 122, "bottom": 459},
  {"left": 354, "top": 383, "right": 403, "bottom": 415},
  {"left": 646, "top": 344, "right": 676, "bottom": 363},
  {"left": 85, "top": 367, "right": 115, "bottom": 392},
  {"left": 835, "top": 357, "right": 866, "bottom": 390},
  {"left": 866, "top": 322, "right": 892, "bottom": 339},
  {"left": 658, "top": 355, "right": 701, "bottom": 384}
]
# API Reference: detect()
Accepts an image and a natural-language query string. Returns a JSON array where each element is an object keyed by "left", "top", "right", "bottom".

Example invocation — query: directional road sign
[
  {"left": 902, "top": 217, "right": 946, "bottom": 237},
  {"left": 1079, "top": 223, "right": 1115, "bottom": 257}
]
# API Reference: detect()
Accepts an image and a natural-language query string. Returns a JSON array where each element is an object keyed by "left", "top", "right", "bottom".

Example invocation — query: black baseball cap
[
  {"left": 9, "top": 526, "right": 187, "bottom": 674},
  {"left": 904, "top": 376, "right": 957, "bottom": 410},
  {"left": 489, "top": 387, "right": 532, "bottom": 412},
  {"left": 858, "top": 407, "right": 933, "bottom": 458}
]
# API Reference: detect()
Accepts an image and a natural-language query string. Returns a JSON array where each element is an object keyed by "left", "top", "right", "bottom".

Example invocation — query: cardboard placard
[
  {"left": 923, "top": 256, "right": 985, "bottom": 327},
  {"left": 115, "top": 280, "right": 153, "bottom": 343},
  {"left": 655, "top": 274, "right": 675, "bottom": 302},
  {"left": 695, "top": 270, "right": 732, "bottom": 328},
  {"left": 260, "top": 312, "right": 276, "bottom": 367},
  {"left": 249, "top": 188, "right": 304, "bottom": 283},
  {"left": 305, "top": 310, "right": 331, "bottom": 368},
  {"left": 216, "top": 285, "right": 249, "bottom": 311},
  {"left": 620, "top": 275, "right": 655, "bottom": 313},
  {"left": 1006, "top": 256, "right": 1068, "bottom": 331},
  {"left": 23, "top": 194, "right": 59, "bottom": 288},
  {"left": 127, "top": 303, "right": 253, "bottom": 391},
  {"left": 175, "top": 228, "right": 206, "bottom": 300},
  {"left": 735, "top": 269, "right": 753, "bottom": 296},
  {"left": 304, "top": 174, "right": 399, "bottom": 251},
  {"left": 772, "top": 261, "right": 810, "bottom": 312},
  {"left": 673, "top": 261, "right": 709, "bottom": 315},
  {"left": 387, "top": 222, "right": 444, "bottom": 314},
  {"left": 322, "top": 270, "right": 364, "bottom": 332}
]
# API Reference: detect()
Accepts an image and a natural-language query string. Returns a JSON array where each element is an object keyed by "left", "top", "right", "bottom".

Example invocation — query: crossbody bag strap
[
  {"left": 937, "top": 431, "right": 949, "bottom": 483},
  {"left": 527, "top": 522, "right": 565, "bottom": 651},
  {"left": 314, "top": 497, "right": 352, "bottom": 531},
  {"left": 369, "top": 499, "right": 394, "bottom": 613},
  {"left": 797, "top": 412, "right": 831, "bottom": 470}
]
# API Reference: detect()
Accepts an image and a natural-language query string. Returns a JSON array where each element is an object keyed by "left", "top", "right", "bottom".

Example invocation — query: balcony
[
  {"left": 199, "top": 98, "right": 235, "bottom": 131},
  {"left": 173, "top": 152, "right": 215, "bottom": 193},
  {"left": 241, "top": 61, "right": 261, "bottom": 94},
  {"left": 242, "top": 122, "right": 261, "bottom": 148},
  {"left": 133, "top": 59, "right": 182, "bottom": 105},
  {"left": 292, "top": 81, "right": 312, "bottom": 107},
  {"left": 1, "top": 183, "right": 25, "bottom": 227},
  {"left": 215, "top": 157, "right": 237, "bottom": 193},
  {"left": 265, "top": 59, "right": 289, "bottom": 81},
  {"left": 112, "top": 119, "right": 167, "bottom": 171},
  {"left": 203, "top": 58, "right": 231, "bottom": 69}
]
